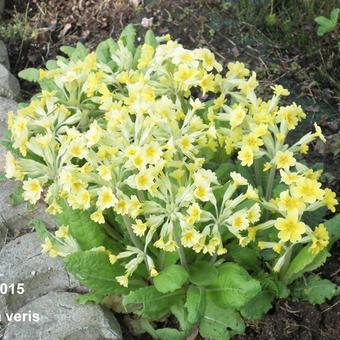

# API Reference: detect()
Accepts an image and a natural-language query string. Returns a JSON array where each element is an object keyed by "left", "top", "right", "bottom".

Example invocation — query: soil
[{"left": 1, "top": 0, "right": 339, "bottom": 339}]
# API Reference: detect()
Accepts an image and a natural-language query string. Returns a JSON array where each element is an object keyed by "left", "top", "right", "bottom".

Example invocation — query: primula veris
[{"left": 6, "top": 27, "right": 338, "bottom": 290}]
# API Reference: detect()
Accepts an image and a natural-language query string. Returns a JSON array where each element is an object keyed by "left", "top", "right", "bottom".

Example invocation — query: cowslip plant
[{"left": 3, "top": 25, "right": 339, "bottom": 339}]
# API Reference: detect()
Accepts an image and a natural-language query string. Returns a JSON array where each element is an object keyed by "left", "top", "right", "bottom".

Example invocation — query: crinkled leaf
[
  {"left": 282, "top": 245, "right": 330, "bottom": 284},
  {"left": 228, "top": 243, "right": 261, "bottom": 272},
  {"left": 315, "top": 9, "right": 339, "bottom": 36},
  {"left": 64, "top": 251, "right": 127, "bottom": 299},
  {"left": 60, "top": 42, "right": 88, "bottom": 61},
  {"left": 170, "top": 301, "right": 191, "bottom": 333},
  {"left": 324, "top": 213, "right": 340, "bottom": 245},
  {"left": 302, "top": 207, "right": 327, "bottom": 227},
  {"left": 123, "top": 286, "right": 184, "bottom": 320},
  {"left": 144, "top": 30, "right": 158, "bottom": 48},
  {"left": 56, "top": 202, "right": 118, "bottom": 251},
  {"left": 18, "top": 68, "right": 39, "bottom": 83},
  {"left": 240, "top": 290, "right": 274, "bottom": 320},
  {"left": 119, "top": 24, "right": 136, "bottom": 53},
  {"left": 96, "top": 38, "right": 118, "bottom": 64},
  {"left": 154, "top": 264, "right": 189, "bottom": 293},
  {"left": 207, "top": 263, "right": 261, "bottom": 310},
  {"left": 185, "top": 286, "right": 206, "bottom": 324},
  {"left": 189, "top": 261, "right": 218, "bottom": 287},
  {"left": 259, "top": 273, "right": 289, "bottom": 298},
  {"left": 30, "top": 219, "right": 50, "bottom": 241},
  {"left": 199, "top": 296, "right": 245, "bottom": 340},
  {"left": 292, "top": 275, "right": 339, "bottom": 305},
  {"left": 155, "top": 328, "right": 186, "bottom": 340},
  {"left": 9, "top": 186, "right": 24, "bottom": 206}
]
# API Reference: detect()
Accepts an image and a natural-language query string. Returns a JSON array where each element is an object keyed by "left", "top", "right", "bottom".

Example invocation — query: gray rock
[
  {"left": 0, "top": 233, "right": 79, "bottom": 322},
  {"left": 0, "top": 64, "right": 20, "bottom": 99},
  {"left": 0, "top": 41, "right": 10, "bottom": 70},
  {"left": 0, "top": 97, "right": 17, "bottom": 171},
  {"left": 3, "top": 292, "right": 122, "bottom": 340},
  {"left": 0, "top": 179, "right": 55, "bottom": 238}
]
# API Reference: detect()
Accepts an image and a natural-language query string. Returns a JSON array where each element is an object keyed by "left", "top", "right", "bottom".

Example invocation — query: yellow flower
[
  {"left": 323, "top": 188, "right": 338, "bottom": 212},
  {"left": 138, "top": 44, "right": 154, "bottom": 69},
  {"left": 178, "top": 135, "right": 193, "bottom": 152},
  {"left": 271, "top": 85, "right": 290, "bottom": 96},
  {"left": 97, "top": 165, "right": 112, "bottom": 181},
  {"left": 90, "top": 209, "right": 105, "bottom": 224},
  {"left": 181, "top": 228, "right": 200, "bottom": 248},
  {"left": 313, "top": 123, "right": 326, "bottom": 143},
  {"left": 263, "top": 162, "right": 272, "bottom": 171},
  {"left": 277, "top": 190, "right": 305, "bottom": 212},
  {"left": 164, "top": 238, "right": 178, "bottom": 252},
  {"left": 229, "top": 211, "right": 249, "bottom": 231},
  {"left": 275, "top": 151, "right": 296, "bottom": 169},
  {"left": 194, "top": 182, "right": 212, "bottom": 202},
  {"left": 96, "top": 187, "right": 117, "bottom": 210},
  {"left": 247, "top": 203, "right": 261, "bottom": 223},
  {"left": 227, "top": 61, "right": 249, "bottom": 78},
  {"left": 5, "top": 152, "right": 24, "bottom": 180},
  {"left": 23, "top": 179, "right": 42, "bottom": 204},
  {"left": 242, "top": 133, "right": 263, "bottom": 150},
  {"left": 143, "top": 142, "right": 162, "bottom": 164},
  {"left": 135, "top": 169, "right": 155, "bottom": 191},
  {"left": 132, "top": 219, "right": 147, "bottom": 237},
  {"left": 109, "top": 254, "right": 118, "bottom": 264},
  {"left": 55, "top": 225, "right": 70, "bottom": 239},
  {"left": 186, "top": 203, "right": 201, "bottom": 225},
  {"left": 229, "top": 105, "right": 246, "bottom": 129},
  {"left": 238, "top": 147, "right": 254, "bottom": 167},
  {"left": 299, "top": 144, "right": 309, "bottom": 154},
  {"left": 275, "top": 212, "right": 306, "bottom": 242},
  {"left": 230, "top": 171, "right": 248, "bottom": 187},
  {"left": 280, "top": 170, "right": 300, "bottom": 185},
  {"left": 115, "top": 199, "right": 129, "bottom": 215},
  {"left": 291, "top": 177, "right": 324, "bottom": 204},
  {"left": 150, "top": 267, "right": 159, "bottom": 277},
  {"left": 128, "top": 195, "right": 141, "bottom": 218},
  {"left": 116, "top": 275, "right": 129, "bottom": 287},
  {"left": 46, "top": 201, "right": 62, "bottom": 215},
  {"left": 310, "top": 224, "right": 329, "bottom": 255},
  {"left": 41, "top": 237, "right": 59, "bottom": 258}
]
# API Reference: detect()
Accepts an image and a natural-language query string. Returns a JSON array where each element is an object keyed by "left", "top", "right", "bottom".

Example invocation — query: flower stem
[
  {"left": 265, "top": 165, "right": 277, "bottom": 201},
  {"left": 173, "top": 226, "right": 188, "bottom": 270},
  {"left": 254, "top": 159, "right": 262, "bottom": 189},
  {"left": 122, "top": 215, "right": 144, "bottom": 251}
]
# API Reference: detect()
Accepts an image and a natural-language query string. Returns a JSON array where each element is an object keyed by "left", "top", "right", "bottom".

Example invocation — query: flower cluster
[{"left": 5, "top": 29, "right": 337, "bottom": 287}]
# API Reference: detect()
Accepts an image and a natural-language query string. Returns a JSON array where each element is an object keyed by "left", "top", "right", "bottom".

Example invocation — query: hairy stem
[{"left": 265, "top": 165, "right": 276, "bottom": 201}]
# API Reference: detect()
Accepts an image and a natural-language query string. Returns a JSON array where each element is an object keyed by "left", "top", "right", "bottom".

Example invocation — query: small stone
[
  {"left": 0, "top": 41, "right": 10, "bottom": 70},
  {"left": 0, "top": 64, "right": 20, "bottom": 99},
  {"left": 3, "top": 292, "right": 122, "bottom": 340},
  {"left": 0, "top": 233, "right": 79, "bottom": 322}
]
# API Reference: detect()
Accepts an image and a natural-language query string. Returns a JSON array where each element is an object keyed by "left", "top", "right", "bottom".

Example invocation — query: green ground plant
[{"left": 2, "top": 25, "right": 339, "bottom": 339}]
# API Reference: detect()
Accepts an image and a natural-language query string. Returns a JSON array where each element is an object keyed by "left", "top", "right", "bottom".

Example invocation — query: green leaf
[
  {"left": 302, "top": 207, "right": 327, "bottom": 227},
  {"left": 324, "top": 213, "right": 340, "bottom": 245},
  {"left": 170, "top": 301, "right": 191, "bottom": 333},
  {"left": 208, "top": 263, "right": 261, "bottom": 310},
  {"left": 96, "top": 38, "right": 118, "bottom": 64},
  {"left": 292, "top": 275, "right": 339, "bottom": 305},
  {"left": 155, "top": 328, "right": 186, "bottom": 340},
  {"left": 119, "top": 24, "right": 136, "bottom": 53},
  {"left": 189, "top": 261, "right": 218, "bottom": 287},
  {"left": 215, "top": 162, "right": 236, "bottom": 183},
  {"left": 30, "top": 219, "right": 50, "bottom": 241},
  {"left": 228, "top": 243, "right": 261, "bottom": 272},
  {"left": 144, "top": 30, "right": 158, "bottom": 48},
  {"left": 199, "top": 296, "right": 245, "bottom": 340},
  {"left": 0, "top": 173, "right": 6, "bottom": 182},
  {"left": 56, "top": 202, "right": 116, "bottom": 251},
  {"left": 315, "top": 8, "right": 339, "bottom": 36},
  {"left": 60, "top": 42, "right": 88, "bottom": 61},
  {"left": 154, "top": 264, "right": 189, "bottom": 293},
  {"left": 9, "top": 186, "right": 24, "bottom": 206},
  {"left": 259, "top": 273, "right": 289, "bottom": 298},
  {"left": 240, "top": 290, "right": 274, "bottom": 320},
  {"left": 64, "top": 250, "right": 127, "bottom": 300},
  {"left": 123, "top": 286, "right": 184, "bottom": 320},
  {"left": 18, "top": 68, "right": 39, "bottom": 82},
  {"left": 282, "top": 245, "right": 330, "bottom": 284},
  {"left": 76, "top": 291, "right": 107, "bottom": 304},
  {"left": 185, "top": 286, "right": 206, "bottom": 324}
]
